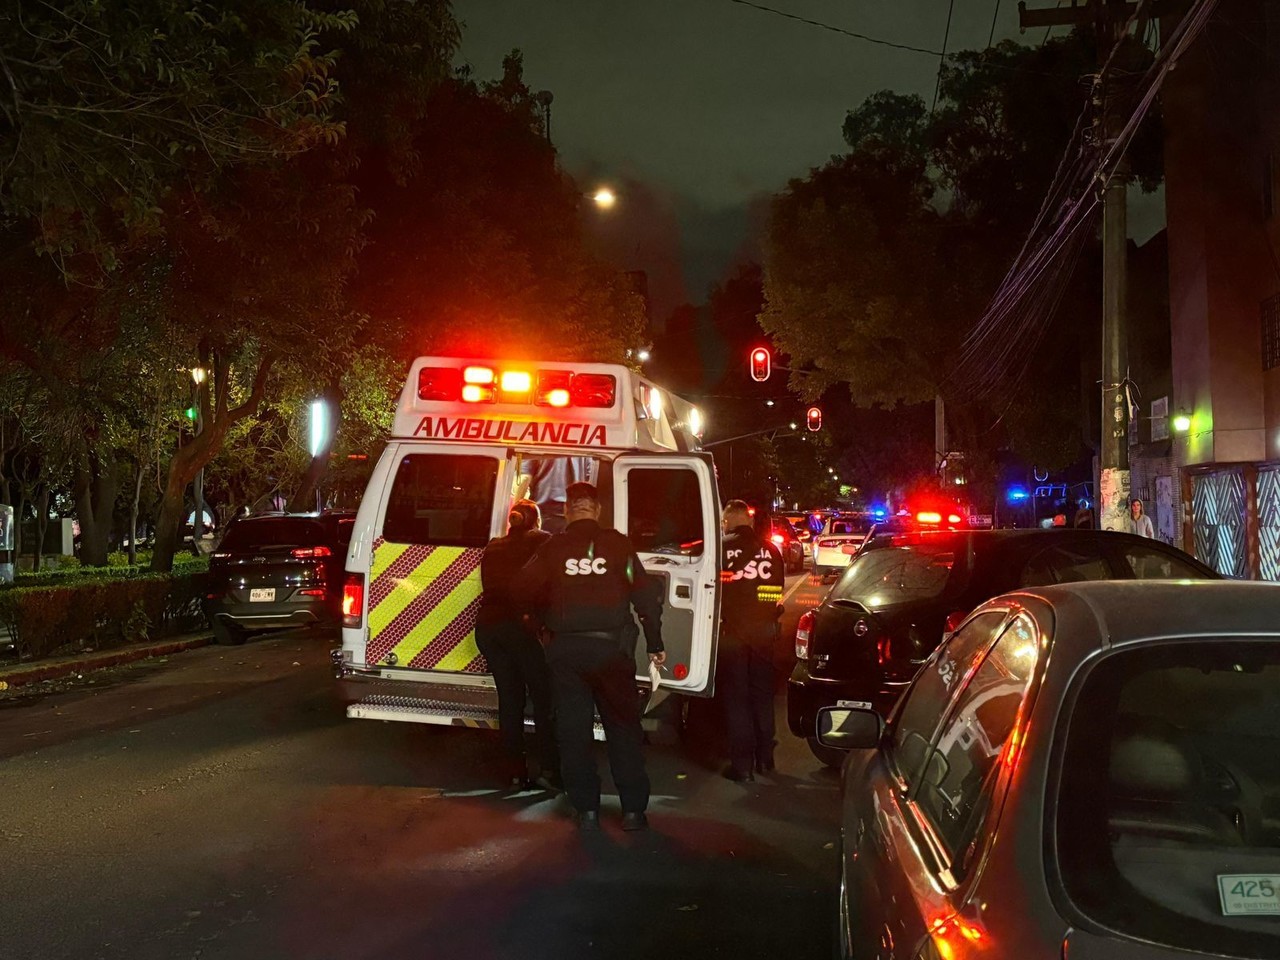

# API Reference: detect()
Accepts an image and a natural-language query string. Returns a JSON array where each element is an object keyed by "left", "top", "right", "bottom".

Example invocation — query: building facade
[{"left": 1164, "top": 0, "right": 1280, "bottom": 577}]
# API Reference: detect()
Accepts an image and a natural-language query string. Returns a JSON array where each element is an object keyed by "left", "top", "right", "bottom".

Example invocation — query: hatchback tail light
[
  {"left": 796, "top": 610, "right": 815, "bottom": 660},
  {"left": 299, "top": 587, "right": 326, "bottom": 597},
  {"left": 292, "top": 545, "right": 332, "bottom": 559},
  {"left": 342, "top": 572, "right": 365, "bottom": 628}
]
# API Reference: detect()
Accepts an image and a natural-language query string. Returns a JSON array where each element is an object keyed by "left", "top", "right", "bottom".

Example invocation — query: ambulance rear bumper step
[{"left": 347, "top": 694, "right": 605, "bottom": 740}]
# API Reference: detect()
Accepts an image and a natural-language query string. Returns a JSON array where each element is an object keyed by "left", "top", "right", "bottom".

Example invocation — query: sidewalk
[{"left": 0, "top": 631, "right": 213, "bottom": 689}]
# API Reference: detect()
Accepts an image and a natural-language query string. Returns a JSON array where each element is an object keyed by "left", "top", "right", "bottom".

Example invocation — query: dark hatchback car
[
  {"left": 789, "top": 528, "right": 1218, "bottom": 764},
  {"left": 204, "top": 512, "right": 354, "bottom": 644}
]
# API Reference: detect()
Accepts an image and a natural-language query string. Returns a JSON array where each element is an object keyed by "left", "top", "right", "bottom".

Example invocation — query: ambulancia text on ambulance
[{"left": 334, "top": 357, "right": 722, "bottom": 737}]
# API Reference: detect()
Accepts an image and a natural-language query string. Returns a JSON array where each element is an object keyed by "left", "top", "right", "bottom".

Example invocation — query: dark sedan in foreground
[
  {"left": 204, "top": 512, "right": 354, "bottom": 644},
  {"left": 818, "top": 579, "right": 1280, "bottom": 960},
  {"left": 789, "top": 528, "right": 1217, "bottom": 764}
]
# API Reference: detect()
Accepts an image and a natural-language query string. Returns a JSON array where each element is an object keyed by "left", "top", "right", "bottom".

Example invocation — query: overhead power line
[
  {"left": 932, "top": 0, "right": 958, "bottom": 113},
  {"left": 725, "top": 0, "right": 943, "bottom": 56}
]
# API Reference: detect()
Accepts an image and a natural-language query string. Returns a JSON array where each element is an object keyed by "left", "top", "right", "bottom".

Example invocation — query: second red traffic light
[
  {"left": 749, "top": 347, "right": 771, "bottom": 382},
  {"left": 806, "top": 406, "right": 822, "bottom": 432}
]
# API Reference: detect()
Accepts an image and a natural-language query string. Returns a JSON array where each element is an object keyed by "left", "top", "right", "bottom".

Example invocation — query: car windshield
[
  {"left": 832, "top": 541, "right": 958, "bottom": 607},
  {"left": 219, "top": 519, "right": 325, "bottom": 551},
  {"left": 1057, "top": 640, "right": 1280, "bottom": 959}
]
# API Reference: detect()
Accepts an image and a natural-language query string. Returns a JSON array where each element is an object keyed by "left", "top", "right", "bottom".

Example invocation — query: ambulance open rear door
[{"left": 611, "top": 453, "right": 721, "bottom": 695}]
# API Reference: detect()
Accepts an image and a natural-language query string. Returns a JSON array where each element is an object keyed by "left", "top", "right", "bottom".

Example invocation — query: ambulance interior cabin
[{"left": 381, "top": 450, "right": 707, "bottom": 558}]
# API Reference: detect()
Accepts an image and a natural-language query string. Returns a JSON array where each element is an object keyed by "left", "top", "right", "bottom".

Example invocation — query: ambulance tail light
[
  {"left": 796, "top": 610, "right": 815, "bottom": 660},
  {"left": 536, "top": 370, "right": 574, "bottom": 406},
  {"left": 417, "top": 367, "right": 462, "bottom": 402},
  {"left": 342, "top": 573, "right": 365, "bottom": 628},
  {"left": 570, "top": 374, "right": 617, "bottom": 408}
]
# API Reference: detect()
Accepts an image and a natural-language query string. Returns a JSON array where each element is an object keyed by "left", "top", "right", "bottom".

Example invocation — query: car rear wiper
[{"left": 830, "top": 598, "right": 870, "bottom": 614}]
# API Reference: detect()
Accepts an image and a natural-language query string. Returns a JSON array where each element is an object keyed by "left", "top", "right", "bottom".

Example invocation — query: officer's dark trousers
[
  {"left": 475, "top": 620, "right": 557, "bottom": 776},
  {"left": 546, "top": 633, "right": 650, "bottom": 814},
  {"left": 719, "top": 637, "right": 777, "bottom": 770}
]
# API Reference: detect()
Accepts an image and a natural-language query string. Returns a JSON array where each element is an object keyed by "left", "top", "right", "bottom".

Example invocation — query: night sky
[{"left": 454, "top": 1, "right": 1160, "bottom": 321}]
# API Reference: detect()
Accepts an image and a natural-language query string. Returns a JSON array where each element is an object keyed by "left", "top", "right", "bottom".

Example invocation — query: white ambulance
[{"left": 335, "top": 357, "right": 723, "bottom": 736}]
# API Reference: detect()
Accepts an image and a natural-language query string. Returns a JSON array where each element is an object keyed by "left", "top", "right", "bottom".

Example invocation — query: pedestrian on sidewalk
[
  {"left": 476, "top": 500, "right": 557, "bottom": 791},
  {"left": 516, "top": 483, "right": 664, "bottom": 831},
  {"left": 717, "top": 500, "right": 785, "bottom": 782},
  {"left": 1130, "top": 498, "right": 1155, "bottom": 539}
]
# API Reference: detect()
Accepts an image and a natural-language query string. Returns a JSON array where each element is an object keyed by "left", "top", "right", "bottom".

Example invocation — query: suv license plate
[{"left": 249, "top": 588, "right": 276, "bottom": 603}]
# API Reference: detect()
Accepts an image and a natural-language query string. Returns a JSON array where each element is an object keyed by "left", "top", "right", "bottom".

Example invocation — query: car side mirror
[{"left": 816, "top": 706, "right": 883, "bottom": 751}]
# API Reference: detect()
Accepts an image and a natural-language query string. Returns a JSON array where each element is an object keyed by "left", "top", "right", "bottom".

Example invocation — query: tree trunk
[
  {"left": 74, "top": 451, "right": 119, "bottom": 567},
  {"left": 288, "top": 381, "right": 344, "bottom": 513},
  {"left": 32, "top": 487, "right": 49, "bottom": 572},
  {"left": 128, "top": 460, "right": 146, "bottom": 566}
]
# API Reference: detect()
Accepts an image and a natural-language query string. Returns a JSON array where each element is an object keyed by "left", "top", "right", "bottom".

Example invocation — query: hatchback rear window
[
  {"left": 1057, "top": 641, "right": 1280, "bottom": 959},
  {"left": 220, "top": 519, "right": 325, "bottom": 551},
  {"left": 834, "top": 542, "right": 958, "bottom": 607},
  {"left": 829, "top": 518, "right": 871, "bottom": 536},
  {"left": 382, "top": 454, "right": 499, "bottom": 547}
]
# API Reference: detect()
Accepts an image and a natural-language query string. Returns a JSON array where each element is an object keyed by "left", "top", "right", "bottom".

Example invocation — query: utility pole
[{"left": 1017, "top": 0, "right": 1161, "bottom": 531}]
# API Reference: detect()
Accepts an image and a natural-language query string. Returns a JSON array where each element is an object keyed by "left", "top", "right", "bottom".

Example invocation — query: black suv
[
  {"left": 787, "top": 528, "right": 1218, "bottom": 765},
  {"left": 204, "top": 512, "right": 354, "bottom": 644}
]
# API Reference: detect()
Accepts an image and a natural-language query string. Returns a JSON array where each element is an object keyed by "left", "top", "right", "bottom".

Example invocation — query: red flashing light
[
  {"left": 536, "top": 370, "right": 573, "bottom": 406},
  {"left": 771, "top": 533, "right": 785, "bottom": 545},
  {"left": 806, "top": 406, "right": 822, "bottom": 432},
  {"left": 463, "top": 365, "right": 495, "bottom": 385},
  {"left": 750, "top": 347, "right": 771, "bottom": 382},
  {"left": 672, "top": 662, "right": 689, "bottom": 681},
  {"left": 570, "top": 373, "right": 616, "bottom": 408},
  {"left": 292, "top": 546, "right": 332, "bottom": 559},
  {"left": 417, "top": 366, "right": 461, "bottom": 402},
  {"left": 462, "top": 383, "right": 495, "bottom": 403},
  {"left": 795, "top": 610, "right": 815, "bottom": 659},
  {"left": 947, "top": 513, "right": 962, "bottom": 525},
  {"left": 917, "top": 511, "right": 942, "bottom": 524},
  {"left": 342, "top": 573, "right": 365, "bottom": 628}
]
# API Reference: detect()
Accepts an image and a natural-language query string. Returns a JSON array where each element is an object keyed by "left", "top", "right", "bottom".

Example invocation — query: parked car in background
[
  {"left": 780, "top": 511, "right": 814, "bottom": 560},
  {"left": 790, "top": 528, "right": 1217, "bottom": 765},
  {"left": 810, "top": 514, "right": 874, "bottom": 581},
  {"left": 819, "top": 580, "right": 1280, "bottom": 960},
  {"left": 204, "top": 512, "right": 355, "bottom": 644},
  {"left": 767, "top": 516, "right": 805, "bottom": 573}
]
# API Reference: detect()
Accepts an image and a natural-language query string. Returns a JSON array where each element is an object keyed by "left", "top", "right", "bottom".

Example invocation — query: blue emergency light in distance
[{"left": 1007, "top": 486, "right": 1030, "bottom": 502}]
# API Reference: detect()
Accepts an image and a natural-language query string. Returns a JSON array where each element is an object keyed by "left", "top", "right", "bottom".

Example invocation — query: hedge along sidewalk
[{"left": 0, "top": 630, "right": 213, "bottom": 689}]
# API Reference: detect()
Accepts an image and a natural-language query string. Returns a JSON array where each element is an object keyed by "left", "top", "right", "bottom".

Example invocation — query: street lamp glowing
[
  {"left": 190, "top": 367, "right": 207, "bottom": 385},
  {"left": 1172, "top": 413, "right": 1192, "bottom": 433},
  {"left": 637, "top": 349, "right": 651, "bottom": 362},
  {"left": 592, "top": 187, "right": 617, "bottom": 209}
]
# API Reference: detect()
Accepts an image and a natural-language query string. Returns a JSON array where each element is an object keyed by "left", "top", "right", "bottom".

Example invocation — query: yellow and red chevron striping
[{"left": 364, "top": 538, "right": 487, "bottom": 672}]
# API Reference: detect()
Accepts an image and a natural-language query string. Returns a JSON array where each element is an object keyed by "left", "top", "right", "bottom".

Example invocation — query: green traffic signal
[{"left": 183, "top": 406, "right": 198, "bottom": 421}]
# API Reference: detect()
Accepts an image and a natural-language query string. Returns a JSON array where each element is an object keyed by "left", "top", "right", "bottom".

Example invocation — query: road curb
[{"left": 0, "top": 634, "right": 214, "bottom": 689}]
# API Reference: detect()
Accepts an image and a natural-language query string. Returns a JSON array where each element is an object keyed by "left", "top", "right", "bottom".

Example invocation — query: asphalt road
[{"left": 0, "top": 573, "right": 837, "bottom": 960}]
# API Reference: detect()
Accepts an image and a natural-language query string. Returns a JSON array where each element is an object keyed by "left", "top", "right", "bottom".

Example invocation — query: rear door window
[
  {"left": 1117, "top": 543, "right": 1205, "bottom": 580},
  {"left": 890, "top": 611, "right": 1008, "bottom": 788},
  {"left": 382, "top": 454, "right": 499, "bottom": 547},
  {"left": 1057, "top": 641, "right": 1280, "bottom": 959},
  {"left": 1020, "top": 542, "right": 1112, "bottom": 586},
  {"left": 626, "top": 467, "right": 704, "bottom": 555}
]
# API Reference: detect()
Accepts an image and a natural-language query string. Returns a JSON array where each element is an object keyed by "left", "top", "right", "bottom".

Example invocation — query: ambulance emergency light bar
[{"left": 417, "top": 364, "right": 617, "bottom": 409}]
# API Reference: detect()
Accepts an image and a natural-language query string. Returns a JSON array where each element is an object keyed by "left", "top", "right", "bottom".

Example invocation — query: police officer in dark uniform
[
  {"left": 476, "top": 499, "right": 556, "bottom": 790},
  {"left": 516, "top": 482, "right": 664, "bottom": 830},
  {"left": 718, "top": 499, "right": 786, "bottom": 782}
]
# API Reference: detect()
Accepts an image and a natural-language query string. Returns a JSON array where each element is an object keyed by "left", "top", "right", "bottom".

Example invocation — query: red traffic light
[
  {"left": 749, "top": 347, "right": 771, "bottom": 382},
  {"left": 806, "top": 406, "right": 822, "bottom": 432}
]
